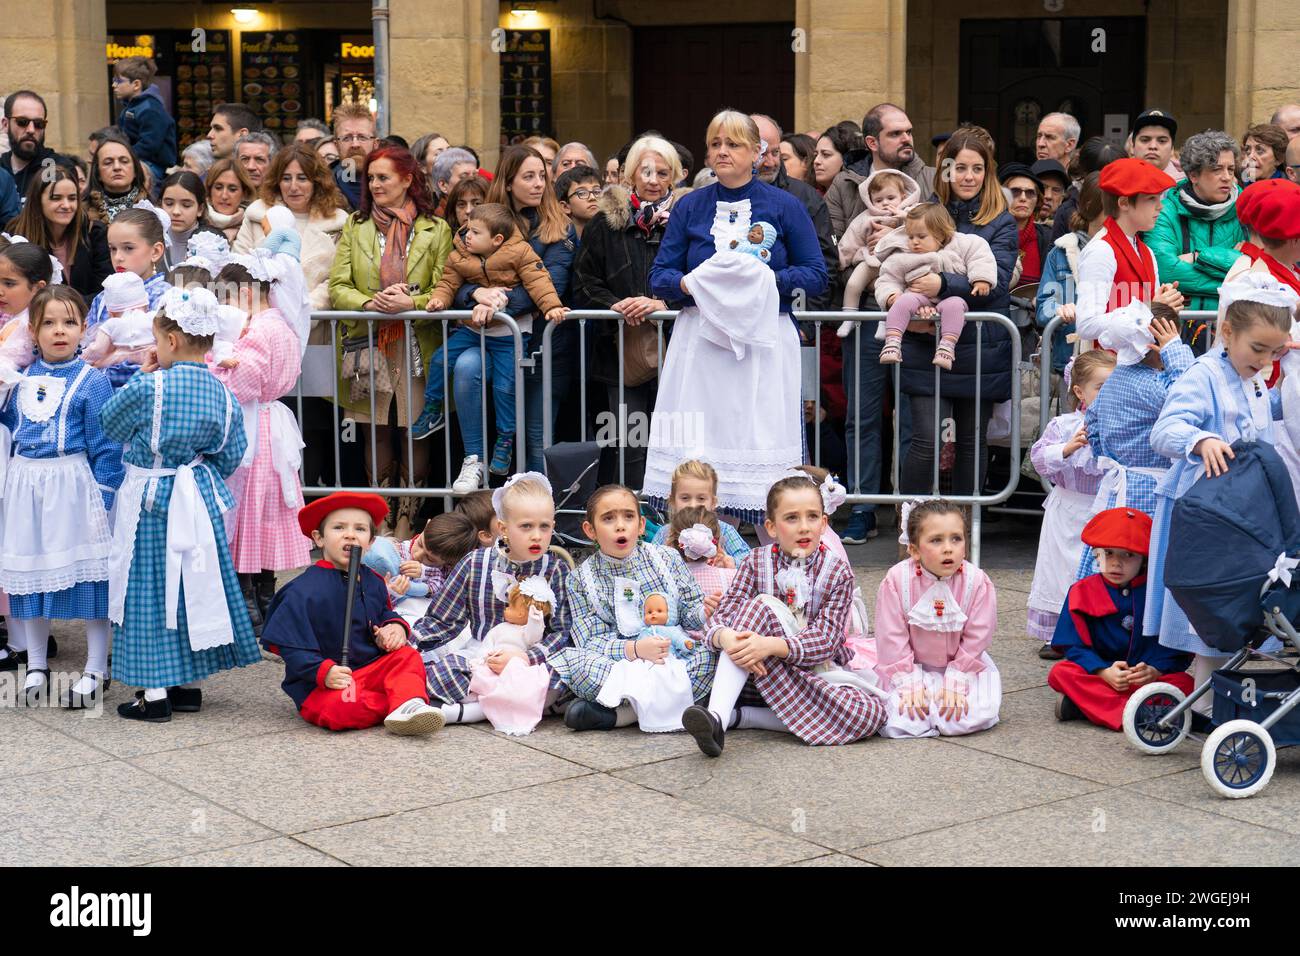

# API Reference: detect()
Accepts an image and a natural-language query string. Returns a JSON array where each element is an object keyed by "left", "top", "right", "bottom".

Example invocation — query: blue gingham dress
[
  {"left": 413, "top": 545, "right": 572, "bottom": 704},
  {"left": 98, "top": 361, "right": 260, "bottom": 687},
  {"left": 1074, "top": 341, "right": 1194, "bottom": 580},
  {"left": 0, "top": 358, "right": 123, "bottom": 619},
  {"left": 547, "top": 543, "right": 716, "bottom": 702}
]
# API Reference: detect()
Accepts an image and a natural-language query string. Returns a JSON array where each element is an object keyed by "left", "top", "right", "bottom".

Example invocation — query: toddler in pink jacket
[
  {"left": 838, "top": 169, "right": 924, "bottom": 318},
  {"left": 874, "top": 203, "right": 997, "bottom": 370}
]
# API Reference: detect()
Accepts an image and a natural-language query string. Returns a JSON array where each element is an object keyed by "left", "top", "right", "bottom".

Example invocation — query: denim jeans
[
  {"left": 424, "top": 327, "right": 518, "bottom": 459},
  {"left": 841, "top": 322, "right": 911, "bottom": 514},
  {"left": 901, "top": 395, "right": 993, "bottom": 496}
]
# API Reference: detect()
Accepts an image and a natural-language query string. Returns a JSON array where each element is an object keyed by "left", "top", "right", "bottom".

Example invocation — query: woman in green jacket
[
  {"left": 328, "top": 145, "right": 452, "bottom": 535},
  {"left": 1145, "top": 130, "right": 1245, "bottom": 351}
]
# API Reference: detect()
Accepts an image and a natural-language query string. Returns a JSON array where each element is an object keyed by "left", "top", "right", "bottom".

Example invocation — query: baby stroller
[
  {"left": 1122, "top": 440, "right": 1300, "bottom": 798},
  {"left": 544, "top": 439, "right": 602, "bottom": 562}
]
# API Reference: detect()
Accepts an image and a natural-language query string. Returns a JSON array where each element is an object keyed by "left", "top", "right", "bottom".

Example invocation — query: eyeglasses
[
  {"left": 1008, "top": 187, "right": 1039, "bottom": 198},
  {"left": 568, "top": 187, "right": 604, "bottom": 200},
  {"left": 338, "top": 133, "right": 374, "bottom": 144},
  {"left": 9, "top": 116, "right": 46, "bottom": 130}
]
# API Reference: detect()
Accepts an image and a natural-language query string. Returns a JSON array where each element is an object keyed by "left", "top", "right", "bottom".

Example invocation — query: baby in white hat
[{"left": 80, "top": 272, "right": 155, "bottom": 369}]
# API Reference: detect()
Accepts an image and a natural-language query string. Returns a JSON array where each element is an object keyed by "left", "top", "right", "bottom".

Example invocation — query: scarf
[
  {"left": 1239, "top": 242, "right": 1300, "bottom": 293},
  {"left": 370, "top": 198, "right": 417, "bottom": 348},
  {"left": 101, "top": 187, "right": 141, "bottom": 223},
  {"left": 1178, "top": 180, "right": 1238, "bottom": 221},
  {"left": 629, "top": 190, "right": 672, "bottom": 236},
  {"left": 205, "top": 203, "right": 245, "bottom": 232}
]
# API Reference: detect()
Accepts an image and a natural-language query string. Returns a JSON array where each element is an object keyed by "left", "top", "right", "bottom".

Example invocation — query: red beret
[
  {"left": 1236, "top": 177, "right": 1300, "bottom": 240},
  {"left": 1098, "top": 158, "right": 1176, "bottom": 198},
  {"left": 1080, "top": 507, "right": 1153, "bottom": 556},
  {"left": 298, "top": 493, "right": 389, "bottom": 539}
]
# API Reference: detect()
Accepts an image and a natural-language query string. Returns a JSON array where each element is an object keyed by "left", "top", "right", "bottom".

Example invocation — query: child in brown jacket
[{"left": 414, "top": 203, "right": 567, "bottom": 478}]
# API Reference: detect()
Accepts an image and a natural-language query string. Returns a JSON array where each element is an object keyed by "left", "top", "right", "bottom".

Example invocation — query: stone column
[
  {"left": 1226, "top": 0, "right": 1300, "bottom": 131},
  {"left": 390, "top": 0, "right": 500, "bottom": 169},
  {"left": 0, "top": 0, "right": 109, "bottom": 155},
  {"left": 795, "top": 0, "right": 907, "bottom": 135}
]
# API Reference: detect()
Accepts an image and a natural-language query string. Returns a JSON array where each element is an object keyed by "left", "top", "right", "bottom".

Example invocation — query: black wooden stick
[{"left": 340, "top": 544, "right": 362, "bottom": 669}]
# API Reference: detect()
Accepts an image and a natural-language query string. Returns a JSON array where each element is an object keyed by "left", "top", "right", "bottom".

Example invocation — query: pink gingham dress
[{"left": 214, "top": 309, "right": 309, "bottom": 573}]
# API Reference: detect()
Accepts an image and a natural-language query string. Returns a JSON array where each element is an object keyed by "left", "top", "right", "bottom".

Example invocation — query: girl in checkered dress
[
  {"left": 875, "top": 500, "right": 1001, "bottom": 738},
  {"left": 211, "top": 239, "right": 312, "bottom": 630},
  {"left": 551, "top": 484, "right": 716, "bottom": 732},
  {"left": 0, "top": 287, "right": 122, "bottom": 709},
  {"left": 412, "top": 473, "right": 572, "bottom": 727},
  {"left": 681, "top": 474, "right": 887, "bottom": 755},
  {"left": 100, "top": 286, "right": 261, "bottom": 722}
]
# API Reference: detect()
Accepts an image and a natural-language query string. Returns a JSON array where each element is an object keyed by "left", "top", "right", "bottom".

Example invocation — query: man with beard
[
  {"left": 330, "top": 102, "right": 377, "bottom": 210},
  {"left": 825, "top": 104, "right": 937, "bottom": 244},
  {"left": 0, "top": 90, "right": 71, "bottom": 210}
]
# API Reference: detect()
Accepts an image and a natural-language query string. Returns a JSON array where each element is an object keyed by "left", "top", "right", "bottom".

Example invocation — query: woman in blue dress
[{"left": 644, "top": 109, "right": 827, "bottom": 525}]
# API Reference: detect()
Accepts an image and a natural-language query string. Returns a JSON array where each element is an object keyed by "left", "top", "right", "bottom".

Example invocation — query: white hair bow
[
  {"left": 1219, "top": 271, "right": 1300, "bottom": 313},
  {"left": 159, "top": 285, "right": 221, "bottom": 338},
  {"left": 491, "top": 470, "right": 554, "bottom": 521},
  {"left": 134, "top": 198, "right": 172, "bottom": 236},
  {"left": 678, "top": 524, "right": 717, "bottom": 561},
  {"left": 819, "top": 473, "right": 847, "bottom": 516}
]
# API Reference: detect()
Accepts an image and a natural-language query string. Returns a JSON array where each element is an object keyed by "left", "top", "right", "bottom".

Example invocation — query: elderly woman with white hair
[
  {"left": 1145, "top": 129, "right": 1246, "bottom": 329},
  {"left": 553, "top": 141, "right": 596, "bottom": 177},
  {"left": 429, "top": 146, "right": 479, "bottom": 218},
  {"left": 643, "top": 110, "right": 828, "bottom": 522},
  {"left": 181, "top": 139, "right": 215, "bottom": 178},
  {"left": 573, "top": 134, "right": 689, "bottom": 488}
]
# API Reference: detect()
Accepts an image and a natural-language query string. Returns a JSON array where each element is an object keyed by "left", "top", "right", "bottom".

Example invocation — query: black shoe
[
  {"left": 118, "top": 694, "right": 172, "bottom": 722},
  {"left": 23, "top": 668, "right": 49, "bottom": 707},
  {"left": 682, "top": 705, "right": 725, "bottom": 757},
  {"left": 1054, "top": 693, "right": 1082, "bottom": 722},
  {"left": 564, "top": 700, "right": 618, "bottom": 732},
  {"left": 240, "top": 574, "right": 264, "bottom": 639},
  {"left": 134, "top": 687, "right": 202, "bottom": 713},
  {"left": 0, "top": 646, "right": 25, "bottom": 672},
  {"left": 254, "top": 570, "right": 277, "bottom": 624},
  {"left": 62, "top": 674, "right": 111, "bottom": 710},
  {"left": 1038, "top": 644, "right": 1065, "bottom": 661}
]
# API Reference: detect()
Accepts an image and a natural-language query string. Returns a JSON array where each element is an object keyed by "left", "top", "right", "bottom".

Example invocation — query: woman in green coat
[
  {"left": 1145, "top": 130, "right": 1245, "bottom": 351},
  {"left": 328, "top": 145, "right": 452, "bottom": 535}
]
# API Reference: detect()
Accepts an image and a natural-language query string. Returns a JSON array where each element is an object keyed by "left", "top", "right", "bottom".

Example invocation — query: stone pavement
[{"left": 6, "top": 512, "right": 1300, "bottom": 867}]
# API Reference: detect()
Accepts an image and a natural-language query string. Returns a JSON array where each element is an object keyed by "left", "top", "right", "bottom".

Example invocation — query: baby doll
[
  {"left": 874, "top": 202, "right": 997, "bottom": 370},
  {"left": 467, "top": 575, "right": 556, "bottom": 735},
  {"left": 728, "top": 221, "right": 776, "bottom": 262},
  {"left": 362, "top": 536, "right": 432, "bottom": 603},
  {"left": 640, "top": 592, "right": 695, "bottom": 660},
  {"left": 596, "top": 589, "right": 699, "bottom": 732}
]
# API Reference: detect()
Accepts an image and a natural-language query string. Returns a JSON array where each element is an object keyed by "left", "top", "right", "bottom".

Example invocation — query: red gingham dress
[
  {"left": 215, "top": 310, "right": 310, "bottom": 573},
  {"left": 708, "top": 544, "right": 886, "bottom": 745}
]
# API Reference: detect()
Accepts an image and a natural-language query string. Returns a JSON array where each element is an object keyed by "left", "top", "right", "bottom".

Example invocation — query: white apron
[
  {"left": 642, "top": 252, "right": 801, "bottom": 516},
  {"left": 239, "top": 400, "right": 305, "bottom": 507},
  {"left": 0, "top": 453, "right": 112, "bottom": 595},
  {"left": 1027, "top": 486, "right": 1095, "bottom": 615}
]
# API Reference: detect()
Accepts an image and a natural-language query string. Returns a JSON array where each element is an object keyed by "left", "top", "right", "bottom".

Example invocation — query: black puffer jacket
[
  {"left": 898, "top": 195, "right": 1018, "bottom": 401},
  {"left": 573, "top": 184, "right": 688, "bottom": 386}
]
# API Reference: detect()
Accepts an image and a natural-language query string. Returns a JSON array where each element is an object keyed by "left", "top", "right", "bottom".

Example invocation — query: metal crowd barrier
[
  {"left": 1036, "top": 309, "right": 1219, "bottom": 493},
  {"left": 539, "top": 310, "right": 1021, "bottom": 565},
  {"left": 294, "top": 311, "right": 526, "bottom": 507}
]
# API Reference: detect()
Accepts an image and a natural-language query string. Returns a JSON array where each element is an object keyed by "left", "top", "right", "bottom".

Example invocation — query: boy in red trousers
[
  {"left": 262, "top": 492, "right": 444, "bottom": 735},
  {"left": 1048, "top": 507, "right": 1194, "bottom": 729}
]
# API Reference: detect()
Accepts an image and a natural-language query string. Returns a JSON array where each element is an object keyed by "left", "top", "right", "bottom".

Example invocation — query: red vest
[
  {"left": 1239, "top": 242, "right": 1300, "bottom": 293},
  {"left": 1100, "top": 216, "right": 1157, "bottom": 310}
]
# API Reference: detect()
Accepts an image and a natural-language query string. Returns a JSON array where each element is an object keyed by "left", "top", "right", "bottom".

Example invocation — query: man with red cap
[
  {"left": 260, "top": 492, "right": 445, "bottom": 735},
  {"left": 1047, "top": 507, "right": 1194, "bottom": 729},
  {"left": 1075, "top": 157, "right": 1187, "bottom": 347}
]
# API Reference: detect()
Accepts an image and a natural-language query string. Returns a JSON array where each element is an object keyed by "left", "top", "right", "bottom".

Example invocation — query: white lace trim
[
  {"left": 17, "top": 375, "right": 65, "bottom": 423},
  {"left": 0, "top": 558, "right": 111, "bottom": 595}
]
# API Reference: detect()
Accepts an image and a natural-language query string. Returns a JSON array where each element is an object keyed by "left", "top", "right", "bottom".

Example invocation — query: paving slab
[
  {"left": 296, "top": 774, "right": 820, "bottom": 866},
  {"left": 131, "top": 723, "right": 592, "bottom": 833},
  {"left": 947, "top": 685, "right": 1202, "bottom": 786},
  {"left": 0, "top": 708, "right": 116, "bottom": 779},
  {"left": 851, "top": 787, "right": 1300, "bottom": 866},
  {"left": 146, "top": 837, "right": 347, "bottom": 867},
  {"left": 616, "top": 733, "right": 1102, "bottom": 851},
  {"left": 0, "top": 761, "right": 273, "bottom": 866}
]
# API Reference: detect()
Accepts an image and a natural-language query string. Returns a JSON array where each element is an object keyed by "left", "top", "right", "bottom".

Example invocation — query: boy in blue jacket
[
  {"left": 111, "top": 56, "right": 177, "bottom": 194},
  {"left": 1048, "top": 507, "right": 1194, "bottom": 729}
]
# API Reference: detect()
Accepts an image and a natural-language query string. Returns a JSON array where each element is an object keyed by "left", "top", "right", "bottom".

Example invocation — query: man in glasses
[
  {"left": 1, "top": 90, "right": 72, "bottom": 206},
  {"left": 330, "top": 102, "right": 378, "bottom": 210},
  {"left": 554, "top": 164, "right": 603, "bottom": 239}
]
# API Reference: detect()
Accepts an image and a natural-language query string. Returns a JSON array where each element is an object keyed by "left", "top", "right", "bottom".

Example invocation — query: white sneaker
[
  {"left": 384, "top": 698, "right": 445, "bottom": 736},
  {"left": 452, "top": 454, "right": 483, "bottom": 494}
]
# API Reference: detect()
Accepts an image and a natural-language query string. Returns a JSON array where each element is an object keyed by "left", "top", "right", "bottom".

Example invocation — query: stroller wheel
[
  {"left": 1123, "top": 682, "right": 1191, "bottom": 754},
  {"left": 1202, "top": 720, "right": 1276, "bottom": 799}
]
